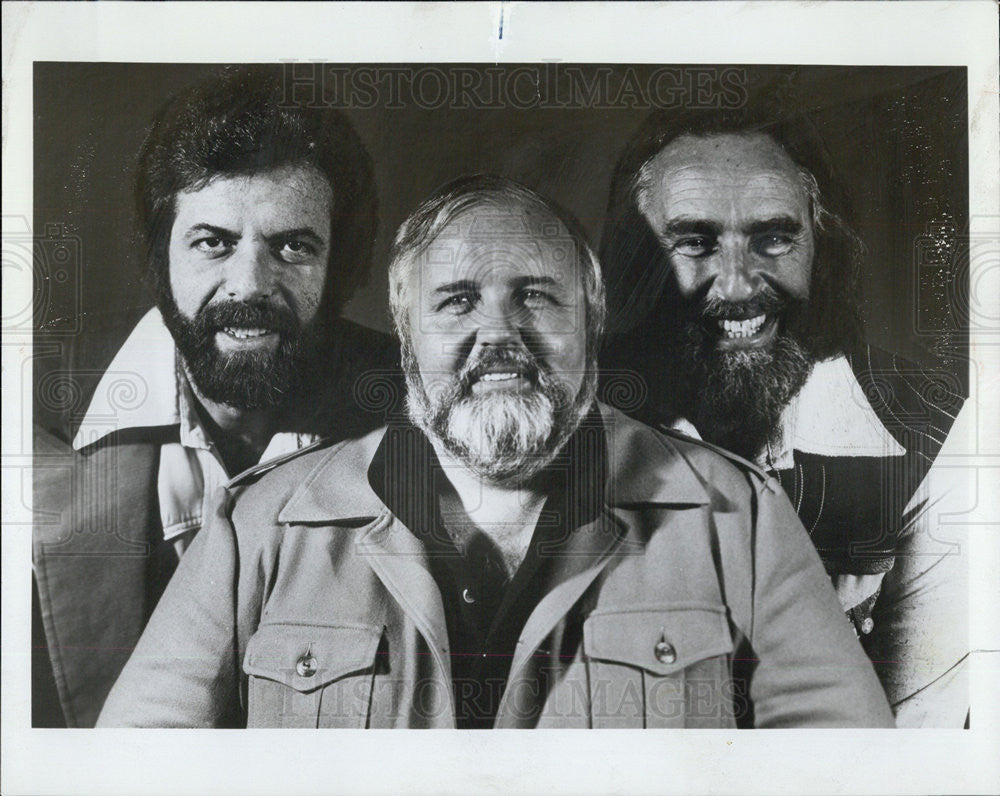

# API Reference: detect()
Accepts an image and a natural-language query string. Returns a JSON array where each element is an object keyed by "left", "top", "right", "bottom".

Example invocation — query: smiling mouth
[
  {"left": 215, "top": 327, "right": 280, "bottom": 351},
  {"left": 469, "top": 366, "right": 536, "bottom": 394},
  {"left": 708, "top": 313, "right": 779, "bottom": 350},
  {"left": 221, "top": 327, "right": 274, "bottom": 339},
  {"left": 719, "top": 314, "right": 767, "bottom": 339}
]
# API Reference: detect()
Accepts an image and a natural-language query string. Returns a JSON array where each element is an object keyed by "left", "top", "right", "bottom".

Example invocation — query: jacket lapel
[
  {"left": 496, "top": 509, "right": 628, "bottom": 725},
  {"left": 354, "top": 516, "right": 455, "bottom": 717},
  {"left": 497, "top": 406, "right": 712, "bottom": 725},
  {"left": 33, "top": 432, "right": 164, "bottom": 727}
]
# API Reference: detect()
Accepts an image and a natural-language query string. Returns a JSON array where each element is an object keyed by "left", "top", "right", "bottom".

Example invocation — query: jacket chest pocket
[
  {"left": 583, "top": 605, "right": 735, "bottom": 729},
  {"left": 242, "top": 622, "right": 382, "bottom": 728}
]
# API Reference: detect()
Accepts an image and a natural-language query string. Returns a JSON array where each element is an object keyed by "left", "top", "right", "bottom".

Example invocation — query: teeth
[
  {"left": 223, "top": 327, "right": 270, "bottom": 339},
  {"left": 718, "top": 314, "right": 766, "bottom": 339},
  {"left": 479, "top": 372, "right": 519, "bottom": 382}
]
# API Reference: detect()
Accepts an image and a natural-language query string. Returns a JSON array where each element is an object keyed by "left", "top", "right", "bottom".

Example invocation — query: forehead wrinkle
[
  {"left": 646, "top": 163, "right": 810, "bottom": 231},
  {"left": 177, "top": 165, "right": 333, "bottom": 215},
  {"left": 433, "top": 250, "right": 568, "bottom": 293},
  {"left": 429, "top": 219, "right": 580, "bottom": 285},
  {"left": 640, "top": 132, "right": 808, "bottom": 215}
]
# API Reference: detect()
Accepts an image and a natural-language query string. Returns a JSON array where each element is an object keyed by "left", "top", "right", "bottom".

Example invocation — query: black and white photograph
[{"left": 3, "top": 2, "right": 999, "bottom": 794}]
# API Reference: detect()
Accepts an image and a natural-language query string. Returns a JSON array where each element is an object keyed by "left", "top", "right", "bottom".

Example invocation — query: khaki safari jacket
[{"left": 98, "top": 405, "right": 893, "bottom": 728}]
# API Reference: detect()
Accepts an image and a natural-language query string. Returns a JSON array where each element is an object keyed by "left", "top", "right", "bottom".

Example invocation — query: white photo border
[{"left": 3, "top": 2, "right": 998, "bottom": 794}]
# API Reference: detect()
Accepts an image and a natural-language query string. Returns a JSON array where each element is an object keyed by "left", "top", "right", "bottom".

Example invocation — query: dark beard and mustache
[
  {"left": 160, "top": 297, "right": 319, "bottom": 411},
  {"left": 405, "top": 344, "right": 597, "bottom": 484},
  {"left": 670, "top": 289, "right": 815, "bottom": 462}
]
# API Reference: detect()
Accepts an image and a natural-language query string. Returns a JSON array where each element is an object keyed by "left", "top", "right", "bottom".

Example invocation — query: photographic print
[{"left": 4, "top": 3, "right": 998, "bottom": 794}]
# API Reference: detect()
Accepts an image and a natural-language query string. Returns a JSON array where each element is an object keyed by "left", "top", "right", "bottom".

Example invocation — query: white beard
[
  {"left": 403, "top": 345, "right": 597, "bottom": 484},
  {"left": 441, "top": 389, "right": 558, "bottom": 482}
]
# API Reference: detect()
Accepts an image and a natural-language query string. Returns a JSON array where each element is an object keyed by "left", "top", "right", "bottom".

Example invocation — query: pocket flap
[
  {"left": 583, "top": 604, "right": 733, "bottom": 676},
  {"left": 243, "top": 622, "right": 382, "bottom": 693}
]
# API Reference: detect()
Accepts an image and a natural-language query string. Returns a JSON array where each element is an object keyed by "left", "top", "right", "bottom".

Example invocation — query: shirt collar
[
  {"left": 668, "top": 355, "right": 905, "bottom": 468},
  {"left": 366, "top": 405, "right": 612, "bottom": 535},
  {"left": 786, "top": 355, "right": 905, "bottom": 460},
  {"left": 176, "top": 365, "right": 213, "bottom": 451},
  {"left": 72, "top": 308, "right": 182, "bottom": 450},
  {"left": 71, "top": 307, "right": 306, "bottom": 456}
]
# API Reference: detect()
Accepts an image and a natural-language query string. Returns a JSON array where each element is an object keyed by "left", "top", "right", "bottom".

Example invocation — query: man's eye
[
  {"left": 753, "top": 234, "right": 794, "bottom": 257},
  {"left": 277, "top": 239, "right": 317, "bottom": 263},
  {"left": 193, "top": 237, "right": 233, "bottom": 256},
  {"left": 519, "top": 288, "right": 556, "bottom": 308},
  {"left": 437, "top": 293, "right": 477, "bottom": 313},
  {"left": 671, "top": 236, "right": 716, "bottom": 258}
]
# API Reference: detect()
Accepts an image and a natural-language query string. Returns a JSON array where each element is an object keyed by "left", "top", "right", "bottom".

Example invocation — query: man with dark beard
[
  {"left": 97, "top": 176, "right": 892, "bottom": 729},
  {"left": 32, "top": 67, "right": 396, "bottom": 727},
  {"left": 600, "top": 105, "right": 970, "bottom": 726}
]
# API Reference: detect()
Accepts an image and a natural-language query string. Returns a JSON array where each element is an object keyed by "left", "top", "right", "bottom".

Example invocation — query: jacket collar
[
  {"left": 277, "top": 427, "right": 387, "bottom": 523},
  {"left": 72, "top": 308, "right": 184, "bottom": 450},
  {"left": 277, "top": 402, "right": 709, "bottom": 525},
  {"left": 598, "top": 403, "right": 709, "bottom": 506}
]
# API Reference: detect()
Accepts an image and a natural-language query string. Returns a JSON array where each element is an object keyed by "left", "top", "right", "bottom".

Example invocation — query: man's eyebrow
[
  {"left": 511, "top": 275, "right": 559, "bottom": 290},
  {"left": 181, "top": 223, "right": 239, "bottom": 241},
  {"left": 660, "top": 219, "right": 722, "bottom": 238},
  {"left": 743, "top": 217, "right": 803, "bottom": 236},
  {"left": 433, "top": 279, "right": 480, "bottom": 295},
  {"left": 266, "top": 227, "right": 326, "bottom": 245}
]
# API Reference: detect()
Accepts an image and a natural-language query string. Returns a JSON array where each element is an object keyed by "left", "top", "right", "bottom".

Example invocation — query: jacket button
[
  {"left": 462, "top": 588, "right": 475, "bottom": 604},
  {"left": 860, "top": 617, "right": 875, "bottom": 635},
  {"left": 654, "top": 639, "right": 676, "bottom": 664},
  {"left": 296, "top": 654, "right": 318, "bottom": 677}
]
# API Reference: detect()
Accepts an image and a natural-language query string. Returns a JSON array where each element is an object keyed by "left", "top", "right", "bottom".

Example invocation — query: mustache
[
  {"left": 457, "top": 347, "right": 542, "bottom": 394},
  {"left": 697, "top": 288, "right": 789, "bottom": 322},
  {"left": 196, "top": 300, "right": 298, "bottom": 334}
]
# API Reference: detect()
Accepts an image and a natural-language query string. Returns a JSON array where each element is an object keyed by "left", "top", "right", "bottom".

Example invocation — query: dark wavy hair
[
  {"left": 136, "top": 65, "right": 378, "bottom": 319},
  {"left": 600, "top": 103, "right": 865, "bottom": 360}
]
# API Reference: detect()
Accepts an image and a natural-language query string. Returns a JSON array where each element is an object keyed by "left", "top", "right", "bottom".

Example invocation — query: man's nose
[
  {"left": 223, "top": 243, "right": 276, "bottom": 302},
  {"left": 472, "top": 297, "right": 523, "bottom": 347},
  {"left": 705, "top": 242, "right": 758, "bottom": 303}
]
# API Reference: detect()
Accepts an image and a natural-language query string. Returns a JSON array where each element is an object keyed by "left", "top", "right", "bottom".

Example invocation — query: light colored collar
[
  {"left": 786, "top": 355, "right": 905, "bottom": 461},
  {"left": 73, "top": 306, "right": 319, "bottom": 459},
  {"left": 73, "top": 308, "right": 182, "bottom": 450},
  {"left": 670, "top": 355, "right": 905, "bottom": 469}
]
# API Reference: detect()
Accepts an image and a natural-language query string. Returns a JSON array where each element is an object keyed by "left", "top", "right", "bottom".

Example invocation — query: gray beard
[{"left": 403, "top": 346, "right": 597, "bottom": 484}]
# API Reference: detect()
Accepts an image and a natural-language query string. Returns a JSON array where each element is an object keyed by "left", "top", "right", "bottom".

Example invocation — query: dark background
[{"left": 32, "top": 63, "right": 970, "bottom": 418}]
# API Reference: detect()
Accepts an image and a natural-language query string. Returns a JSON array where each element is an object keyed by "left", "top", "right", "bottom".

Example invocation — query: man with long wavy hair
[{"left": 600, "top": 102, "right": 970, "bottom": 726}]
